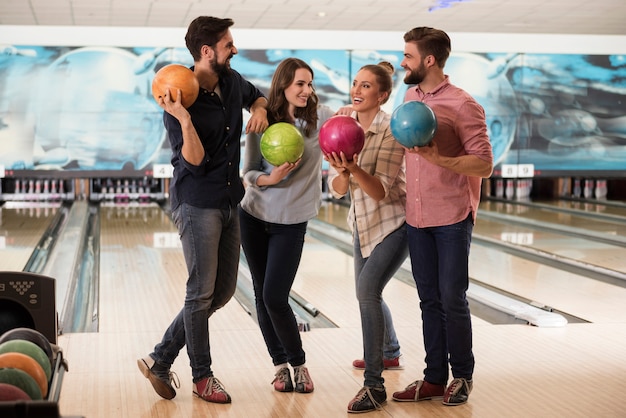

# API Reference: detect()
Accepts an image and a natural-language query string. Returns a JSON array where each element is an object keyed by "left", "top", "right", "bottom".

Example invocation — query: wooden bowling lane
[
  {"left": 294, "top": 231, "right": 490, "bottom": 330},
  {"left": 276, "top": 205, "right": 626, "bottom": 417},
  {"left": 533, "top": 198, "right": 626, "bottom": 221},
  {"left": 0, "top": 202, "right": 61, "bottom": 271},
  {"left": 93, "top": 203, "right": 215, "bottom": 334},
  {"left": 469, "top": 243, "right": 626, "bottom": 324},
  {"left": 320, "top": 200, "right": 626, "bottom": 280},
  {"left": 473, "top": 217, "right": 626, "bottom": 276},
  {"left": 301, "top": 211, "right": 491, "bottom": 327},
  {"left": 318, "top": 200, "right": 626, "bottom": 322},
  {"left": 479, "top": 200, "right": 626, "bottom": 239},
  {"left": 55, "top": 201, "right": 626, "bottom": 418}
]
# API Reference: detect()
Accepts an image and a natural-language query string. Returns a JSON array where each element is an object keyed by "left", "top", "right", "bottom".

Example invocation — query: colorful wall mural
[{"left": 0, "top": 44, "right": 624, "bottom": 178}]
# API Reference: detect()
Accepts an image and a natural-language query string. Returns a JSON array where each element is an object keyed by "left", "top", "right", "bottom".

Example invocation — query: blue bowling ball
[{"left": 390, "top": 101, "right": 437, "bottom": 148}]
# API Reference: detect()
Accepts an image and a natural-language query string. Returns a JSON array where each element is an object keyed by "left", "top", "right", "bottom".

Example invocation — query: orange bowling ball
[
  {"left": 152, "top": 64, "right": 199, "bottom": 108},
  {"left": 0, "top": 352, "right": 48, "bottom": 397},
  {"left": 0, "top": 339, "right": 51, "bottom": 381}
]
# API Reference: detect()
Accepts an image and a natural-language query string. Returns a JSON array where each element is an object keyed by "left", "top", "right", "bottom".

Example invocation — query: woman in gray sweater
[{"left": 239, "top": 57, "right": 334, "bottom": 395}]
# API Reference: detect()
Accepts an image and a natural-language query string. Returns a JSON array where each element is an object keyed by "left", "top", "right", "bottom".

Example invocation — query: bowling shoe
[
  {"left": 271, "top": 367, "right": 294, "bottom": 392},
  {"left": 193, "top": 376, "right": 232, "bottom": 403},
  {"left": 392, "top": 379, "right": 445, "bottom": 402},
  {"left": 137, "top": 356, "right": 180, "bottom": 400},
  {"left": 442, "top": 378, "right": 473, "bottom": 406},
  {"left": 293, "top": 366, "right": 314, "bottom": 393},
  {"left": 352, "top": 355, "right": 404, "bottom": 370},
  {"left": 347, "top": 386, "right": 387, "bottom": 413}
]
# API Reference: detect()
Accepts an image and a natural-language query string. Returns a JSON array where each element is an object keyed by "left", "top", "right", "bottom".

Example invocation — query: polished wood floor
[{"left": 2, "top": 201, "right": 626, "bottom": 417}]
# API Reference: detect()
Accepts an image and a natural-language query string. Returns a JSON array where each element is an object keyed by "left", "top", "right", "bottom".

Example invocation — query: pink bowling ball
[{"left": 319, "top": 116, "right": 365, "bottom": 160}]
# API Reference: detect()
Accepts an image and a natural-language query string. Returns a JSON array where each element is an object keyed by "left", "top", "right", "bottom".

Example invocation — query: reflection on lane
[
  {"left": 317, "top": 200, "right": 626, "bottom": 324},
  {"left": 479, "top": 200, "right": 626, "bottom": 238},
  {"left": 0, "top": 202, "right": 62, "bottom": 271},
  {"left": 473, "top": 217, "right": 626, "bottom": 276}
]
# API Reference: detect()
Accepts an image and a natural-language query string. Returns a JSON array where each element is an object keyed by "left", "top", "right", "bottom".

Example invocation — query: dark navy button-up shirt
[{"left": 164, "top": 68, "right": 265, "bottom": 211}]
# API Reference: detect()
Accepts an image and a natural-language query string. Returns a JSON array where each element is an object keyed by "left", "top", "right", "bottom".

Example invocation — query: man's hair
[
  {"left": 185, "top": 16, "right": 234, "bottom": 61},
  {"left": 403, "top": 27, "right": 451, "bottom": 68}
]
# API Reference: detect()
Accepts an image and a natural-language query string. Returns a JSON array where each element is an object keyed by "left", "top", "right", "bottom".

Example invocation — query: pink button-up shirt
[{"left": 405, "top": 76, "right": 493, "bottom": 228}]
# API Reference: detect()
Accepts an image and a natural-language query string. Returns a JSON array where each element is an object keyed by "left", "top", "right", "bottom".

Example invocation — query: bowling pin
[
  {"left": 505, "top": 179, "right": 514, "bottom": 200},
  {"left": 560, "top": 178, "right": 570, "bottom": 197},
  {"left": 495, "top": 179, "right": 504, "bottom": 198},
  {"left": 48, "top": 180, "right": 57, "bottom": 201},
  {"left": 526, "top": 179, "right": 533, "bottom": 198},
  {"left": 583, "top": 179, "right": 594, "bottom": 199},
  {"left": 595, "top": 179, "right": 607, "bottom": 200},
  {"left": 572, "top": 178, "right": 581, "bottom": 198},
  {"left": 35, "top": 180, "right": 41, "bottom": 201},
  {"left": 15, "top": 179, "right": 21, "bottom": 199}
]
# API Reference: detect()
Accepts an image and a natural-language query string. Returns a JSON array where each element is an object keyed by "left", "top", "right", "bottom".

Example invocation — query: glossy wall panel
[{"left": 0, "top": 45, "right": 624, "bottom": 177}]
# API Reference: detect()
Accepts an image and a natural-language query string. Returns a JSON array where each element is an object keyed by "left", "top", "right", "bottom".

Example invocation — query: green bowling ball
[
  {"left": 260, "top": 122, "right": 305, "bottom": 166},
  {"left": 0, "top": 367, "right": 42, "bottom": 400}
]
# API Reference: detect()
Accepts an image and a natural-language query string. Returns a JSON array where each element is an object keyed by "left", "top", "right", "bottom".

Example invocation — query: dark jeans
[
  {"left": 354, "top": 223, "right": 408, "bottom": 388},
  {"left": 239, "top": 207, "right": 307, "bottom": 367},
  {"left": 152, "top": 203, "right": 240, "bottom": 382},
  {"left": 407, "top": 214, "right": 475, "bottom": 386}
]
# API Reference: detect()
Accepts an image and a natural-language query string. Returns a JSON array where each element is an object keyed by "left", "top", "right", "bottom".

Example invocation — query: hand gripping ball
[{"left": 152, "top": 64, "right": 200, "bottom": 108}]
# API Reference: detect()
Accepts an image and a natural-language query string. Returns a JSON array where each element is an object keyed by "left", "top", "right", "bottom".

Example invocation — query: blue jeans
[
  {"left": 151, "top": 203, "right": 240, "bottom": 382},
  {"left": 354, "top": 223, "right": 408, "bottom": 388},
  {"left": 407, "top": 215, "right": 475, "bottom": 386},
  {"left": 238, "top": 207, "right": 307, "bottom": 367}
]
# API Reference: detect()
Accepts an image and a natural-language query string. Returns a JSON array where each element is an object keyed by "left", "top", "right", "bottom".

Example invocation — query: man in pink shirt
[{"left": 391, "top": 27, "right": 493, "bottom": 407}]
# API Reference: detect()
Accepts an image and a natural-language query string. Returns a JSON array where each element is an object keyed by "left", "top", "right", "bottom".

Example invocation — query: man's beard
[
  {"left": 211, "top": 55, "right": 233, "bottom": 77},
  {"left": 403, "top": 64, "right": 425, "bottom": 85}
]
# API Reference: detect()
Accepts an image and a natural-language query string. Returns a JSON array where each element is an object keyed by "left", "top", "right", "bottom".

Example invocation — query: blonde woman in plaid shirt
[{"left": 325, "top": 61, "right": 407, "bottom": 414}]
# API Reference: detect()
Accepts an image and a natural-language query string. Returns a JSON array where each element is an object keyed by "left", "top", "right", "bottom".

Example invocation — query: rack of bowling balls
[{"left": 0, "top": 327, "right": 69, "bottom": 417}]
